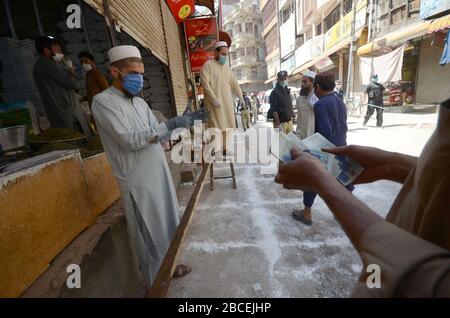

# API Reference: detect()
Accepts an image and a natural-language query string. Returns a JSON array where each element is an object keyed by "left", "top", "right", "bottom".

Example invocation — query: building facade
[
  {"left": 360, "top": 0, "right": 450, "bottom": 104},
  {"left": 224, "top": 0, "right": 269, "bottom": 93},
  {"left": 261, "top": 0, "right": 281, "bottom": 87},
  {"left": 263, "top": 0, "right": 450, "bottom": 105}
]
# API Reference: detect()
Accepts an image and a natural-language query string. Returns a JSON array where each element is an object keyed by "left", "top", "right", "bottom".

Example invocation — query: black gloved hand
[{"left": 165, "top": 108, "right": 209, "bottom": 130}]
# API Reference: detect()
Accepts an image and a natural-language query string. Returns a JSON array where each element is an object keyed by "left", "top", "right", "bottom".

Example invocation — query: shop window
[
  {"left": 316, "top": 23, "right": 322, "bottom": 36},
  {"left": 408, "top": 0, "right": 420, "bottom": 18},
  {"left": 324, "top": 5, "right": 341, "bottom": 32},
  {"left": 245, "top": 22, "right": 253, "bottom": 33},
  {"left": 391, "top": 0, "right": 405, "bottom": 10},
  {"left": 377, "top": 0, "right": 390, "bottom": 17},
  {"left": 390, "top": 5, "right": 407, "bottom": 25},
  {"left": 281, "top": 1, "right": 294, "bottom": 24},
  {"left": 236, "top": 69, "right": 242, "bottom": 80},
  {"left": 234, "top": 24, "right": 242, "bottom": 34},
  {"left": 343, "top": 0, "right": 353, "bottom": 15},
  {"left": 251, "top": 66, "right": 257, "bottom": 79}
]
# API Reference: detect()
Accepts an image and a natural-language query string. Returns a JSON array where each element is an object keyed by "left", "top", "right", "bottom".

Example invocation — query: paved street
[{"left": 167, "top": 111, "right": 438, "bottom": 298}]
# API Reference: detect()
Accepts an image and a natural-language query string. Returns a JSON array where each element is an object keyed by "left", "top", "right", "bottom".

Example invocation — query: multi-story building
[
  {"left": 260, "top": 0, "right": 450, "bottom": 104},
  {"left": 223, "top": 0, "right": 269, "bottom": 93},
  {"left": 292, "top": 0, "right": 368, "bottom": 95},
  {"left": 359, "top": 0, "right": 450, "bottom": 104},
  {"left": 261, "top": 0, "right": 281, "bottom": 87}
]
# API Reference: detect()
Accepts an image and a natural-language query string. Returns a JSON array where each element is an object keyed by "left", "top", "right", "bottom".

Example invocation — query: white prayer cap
[
  {"left": 215, "top": 41, "right": 228, "bottom": 49},
  {"left": 302, "top": 70, "right": 317, "bottom": 79},
  {"left": 108, "top": 45, "right": 142, "bottom": 63}
]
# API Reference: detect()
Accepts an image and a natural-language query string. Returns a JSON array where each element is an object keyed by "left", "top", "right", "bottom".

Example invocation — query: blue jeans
[{"left": 303, "top": 184, "right": 355, "bottom": 208}]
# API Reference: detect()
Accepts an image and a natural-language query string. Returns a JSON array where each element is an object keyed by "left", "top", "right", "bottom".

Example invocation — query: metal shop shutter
[
  {"left": 161, "top": 0, "right": 189, "bottom": 115},
  {"left": 84, "top": 0, "right": 168, "bottom": 64}
]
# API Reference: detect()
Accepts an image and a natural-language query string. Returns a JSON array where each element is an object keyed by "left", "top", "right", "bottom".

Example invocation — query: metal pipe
[
  {"left": 367, "top": 0, "right": 374, "bottom": 41},
  {"left": 32, "top": 0, "right": 44, "bottom": 36},
  {"left": 346, "top": 1, "right": 356, "bottom": 100},
  {"left": 103, "top": 0, "right": 117, "bottom": 47},
  {"left": 276, "top": 0, "right": 282, "bottom": 72},
  {"left": 78, "top": 0, "right": 93, "bottom": 53},
  {"left": 3, "top": 0, "right": 17, "bottom": 39}
]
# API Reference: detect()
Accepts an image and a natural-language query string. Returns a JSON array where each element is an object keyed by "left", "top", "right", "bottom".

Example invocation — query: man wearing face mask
[
  {"left": 200, "top": 41, "right": 244, "bottom": 154},
  {"left": 33, "top": 36, "right": 92, "bottom": 136},
  {"left": 92, "top": 45, "right": 209, "bottom": 289},
  {"left": 364, "top": 74, "right": 385, "bottom": 127},
  {"left": 78, "top": 51, "right": 109, "bottom": 112},
  {"left": 292, "top": 73, "right": 353, "bottom": 226},
  {"left": 295, "top": 70, "right": 318, "bottom": 139},
  {"left": 269, "top": 71, "right": 295, "bottom": 134}
]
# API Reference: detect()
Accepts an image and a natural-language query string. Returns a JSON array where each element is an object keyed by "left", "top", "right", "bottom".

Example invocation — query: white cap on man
[
  {"left": 302, "top": 70, "right": 317, "bottom": 79},
  {"left": 215, "top": 41, "right": 228, "bottom": 49},
  {"left": 108, "top": 45, "right": 142, "bottom": 63}
]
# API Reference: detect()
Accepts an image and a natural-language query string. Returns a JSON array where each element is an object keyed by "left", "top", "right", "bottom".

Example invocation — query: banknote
[{"left": 273, "top": 132, "right": 364, "bottom": 186}]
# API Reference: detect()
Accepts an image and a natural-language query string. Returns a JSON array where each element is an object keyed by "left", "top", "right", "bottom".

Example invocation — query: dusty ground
[{"left": 167, "top": 111, "right": 438, "bottom": 298}]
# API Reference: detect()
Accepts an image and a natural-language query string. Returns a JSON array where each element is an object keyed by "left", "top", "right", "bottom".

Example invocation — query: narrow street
[{"left": 167, "top": 111, "right": 438, "bottom": 297}]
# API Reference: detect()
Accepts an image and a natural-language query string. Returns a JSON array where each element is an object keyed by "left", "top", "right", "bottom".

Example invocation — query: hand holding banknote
[
  {"left": 323, "top": 145, "right": 394, "bottom": 184},
  {"left": 275, "top": 148, "right": 331, "bottom": 193}
]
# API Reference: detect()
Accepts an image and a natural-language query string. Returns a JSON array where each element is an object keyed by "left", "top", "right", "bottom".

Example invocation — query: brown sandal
[{"left": 172, "top": 264, "right": 192, "bottom": 279}]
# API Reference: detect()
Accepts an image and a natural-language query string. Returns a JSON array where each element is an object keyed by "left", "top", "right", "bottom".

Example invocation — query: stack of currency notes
[{"left": 272, "top": 132, "right": 364, "bottom": 186}]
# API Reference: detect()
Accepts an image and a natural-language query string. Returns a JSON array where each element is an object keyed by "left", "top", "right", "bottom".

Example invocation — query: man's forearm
[
  {"left": 386, "top": 152, "right": 417, "bottom": 183},
  {"left": 316, "top": 172, "right": 384, "bottom": 247},
  {"left": 273, "top": 112, "right": 280, "bottom": 127}
]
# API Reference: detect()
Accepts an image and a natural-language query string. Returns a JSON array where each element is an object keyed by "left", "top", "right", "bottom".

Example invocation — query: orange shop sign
[{"left": 166, "top": 0, "right": 194, "bottom": 24}]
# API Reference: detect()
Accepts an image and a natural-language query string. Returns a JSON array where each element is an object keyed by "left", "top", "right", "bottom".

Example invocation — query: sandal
[
  {"left": 292, "top": 209, "right": 313, "bottom": 226},
  {"left": 172, "top": 264, "right": 192, "bottom": 279}
]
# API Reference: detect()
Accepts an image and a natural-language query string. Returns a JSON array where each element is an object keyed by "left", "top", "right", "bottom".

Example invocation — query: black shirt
[
  {"left": 268, "top": 84, "right": 294, "bottom": 122},
  {"left": 366, "top": 82, "right": 385, "bottom": 106}
]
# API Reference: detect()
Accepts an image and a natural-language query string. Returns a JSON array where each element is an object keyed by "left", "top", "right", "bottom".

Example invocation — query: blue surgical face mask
[
  {"left": 218, "top": 55, "right": 227, "bottom": 65},
  {"left": 280, "top": 80, "right": 288, "bottom": 88},
  {"left": 121, "top": 73, "right": 144, "bottom": 96}
]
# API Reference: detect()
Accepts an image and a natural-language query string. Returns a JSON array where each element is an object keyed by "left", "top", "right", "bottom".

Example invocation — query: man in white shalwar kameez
[
  {"left": 295, "top": 70, "right": 318, "bottom": 139},
  {"left": 92, "top": 45, "right": 208, "bottom": 289},
  {"left": 200, "top": 41, "right": 244, "bottom": 153}
]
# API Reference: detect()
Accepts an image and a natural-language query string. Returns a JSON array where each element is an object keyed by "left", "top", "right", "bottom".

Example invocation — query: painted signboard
[
  {"left": 184, "top": 17, "right": 218, "bottom": 73},
  {"left": 420, "top": 0, "right": 450, "bottom": 20}
]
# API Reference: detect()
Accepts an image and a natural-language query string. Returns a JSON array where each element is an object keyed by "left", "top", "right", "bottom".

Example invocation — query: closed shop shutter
[
  {"left": 84, "top": 0, "right": 168, "bottom": 64},
  {"left": 161, "top": 0, "right": 189, "bottom": 115},
  {"left": 84, "top": 0, "right": 188, "bottom": 115}
]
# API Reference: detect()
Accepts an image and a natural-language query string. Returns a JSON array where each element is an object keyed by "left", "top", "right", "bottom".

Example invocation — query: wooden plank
[{"left": 147, "top": 163, "right": 211, "bottom": 298}]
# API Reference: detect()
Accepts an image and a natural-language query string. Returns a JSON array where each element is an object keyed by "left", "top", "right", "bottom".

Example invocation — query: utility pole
[
  {"left": 3, "top": 0, "right": 17, "bottom": 39},
  {"left": 346, "top": 1, "right": 357, "bottom": 101},
  {"left": 276, "top": 0, "right": 282, "bottom": 72},
  {"left": 218, "top": 0, "right": 223, "bottom": 31},
  {"left": 367, "top": 0, "right": 374, "bottom": 41}
]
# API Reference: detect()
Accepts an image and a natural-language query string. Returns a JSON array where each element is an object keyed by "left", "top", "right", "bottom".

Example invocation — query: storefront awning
[
  {"left": 291, "top": 38, "right": 351, "bottom": 76},
  {"left": 357, "top": 21, "right": 431, "bottom": 56},
  {"left": 429, "top": 14, "right": 450, "bottom": 33}
]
